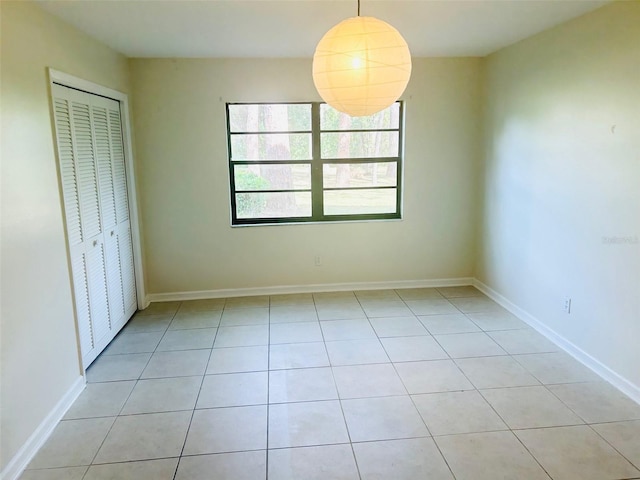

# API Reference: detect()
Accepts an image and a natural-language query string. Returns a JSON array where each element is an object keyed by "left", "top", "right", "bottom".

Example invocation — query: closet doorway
[{"left": 49, "top": 70, "right": 144, "bottom": 368}]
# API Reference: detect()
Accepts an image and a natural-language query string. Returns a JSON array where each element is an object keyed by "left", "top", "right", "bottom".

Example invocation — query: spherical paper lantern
[{"left": 313, "top": 16, "right": 412, "bottom": 117}]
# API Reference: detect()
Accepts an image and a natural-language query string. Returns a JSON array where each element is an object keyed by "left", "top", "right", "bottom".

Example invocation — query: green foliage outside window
[{"left": 235, "top": 169, "right": 269, "bottom": 218}]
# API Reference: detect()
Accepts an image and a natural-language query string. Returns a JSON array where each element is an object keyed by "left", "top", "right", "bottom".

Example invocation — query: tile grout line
[
  {"left": 171, "top": 299, "right": 223, "bottom": 480},
  {"left": 358, "top": 290, "right": 464, "bottom": 478},
  {"left": 381, "top": 289, "right": 481, "bottom": 479},
  {"left": 586, "top": 422, "right": 640, "bottom": 476},
  {"left": 386, "top": 289, "right": 459, "bottom": 480},
  {"left": 315, "top": 291, "right": 363, "bottom": 480},
  {"left": 398, "top": 287, "right": 554, "bottom": 479},
  {"left": 448, "top": 345, "right": 562, "bottom": 480},
  {"left": 539, "top": 376, "right": 640, "bottom": 474},
  {"left": 265, "top": 296, "right": 272, "bottom": 480},
  {"left": 509, "top": 424, "right": 555, "bottom": 479},
  {"left": 78, "top": 304, "right": 182, "bottom": 478}
]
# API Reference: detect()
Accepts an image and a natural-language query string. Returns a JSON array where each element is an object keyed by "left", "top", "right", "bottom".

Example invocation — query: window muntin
[{"left": 227, "top": 102, "right": 403, "bottom": 225}]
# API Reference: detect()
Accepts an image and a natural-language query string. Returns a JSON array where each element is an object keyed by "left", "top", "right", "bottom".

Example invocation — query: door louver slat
[{"left": 54, "top": 98, "right": 83, "bottom": 246}]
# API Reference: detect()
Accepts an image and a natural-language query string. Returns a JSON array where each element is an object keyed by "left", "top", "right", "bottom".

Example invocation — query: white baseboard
[
  {"left": 1, "top": 376, "right": 86, "bottom": 480},
  {"left": 146, "top": 277, "right": 475, "bottom": 303},
  {"left": 473, "top": 279, "right": 640, "bottom": 405}
]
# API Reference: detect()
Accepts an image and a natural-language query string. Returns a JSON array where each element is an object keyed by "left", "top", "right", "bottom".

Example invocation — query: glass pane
[
  {"left": 234, "top": 164, "right": 311, "bottom": 191},
  {"left": 229, "top": 104, "right": 311, "bottom": 132},
  {"left": 323, "top": 188, "right": 397, "bottom": 215},
  {"left": 321, "top": 131, "right": 399, "bottom": 159},
  {"left": 320, "top": 102, "right": 400, "bottom": 130},
  {"left": 236, "top": 192, "right": 312, "bottom": 219},
  {"left": 231, "top": 133, "right": 312, "bottom": 160},
  {"left": 323, "top": 163, "right": 397, "bottom": 189}
]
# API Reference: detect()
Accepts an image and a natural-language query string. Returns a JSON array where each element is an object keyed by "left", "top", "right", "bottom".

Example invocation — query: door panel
[{"left": 52, "top": 83, "right": 137, "bottom": 368}]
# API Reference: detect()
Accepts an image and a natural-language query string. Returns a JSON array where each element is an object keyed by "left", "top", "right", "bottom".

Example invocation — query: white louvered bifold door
[
  {"left": 52, "top": 84, "right": 137, "bottom": 367},
  {"left": 109, "top": 107, "right": 137, "bottom": 318},
  {"left": 54, "top": 95, "right": 94, "bottom": 356},
  {"left": 92, "top": 98, "right": 125, "bottom": 334}
]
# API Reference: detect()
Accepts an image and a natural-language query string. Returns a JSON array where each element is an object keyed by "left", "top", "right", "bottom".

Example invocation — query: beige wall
[
  {"left": 0, "top": 1, "right": 131, "bottom": 470},
  {"left": 129, "top": 57, "right": 481, "bottom": 294},
  {"left": 478, "top": 2, "right": 640, "bottom": 387}
]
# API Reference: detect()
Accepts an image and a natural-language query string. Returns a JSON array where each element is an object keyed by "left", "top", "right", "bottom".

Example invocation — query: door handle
[
  {"left": 93, "top": 240, "right": 98, "bottom": 247},
  {"left": 110, "top": 230, "right": 114, "bottom": 237}
]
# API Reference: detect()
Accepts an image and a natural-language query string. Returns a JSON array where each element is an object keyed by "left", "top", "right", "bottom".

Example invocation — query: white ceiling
[{"left": 36, "top": 0, "right": 608, "bottom": 58}]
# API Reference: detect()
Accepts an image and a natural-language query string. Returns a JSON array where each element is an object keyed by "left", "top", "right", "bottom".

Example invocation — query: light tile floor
[{"left": 21, "top": 287, "right": 640, "bottom": 480}]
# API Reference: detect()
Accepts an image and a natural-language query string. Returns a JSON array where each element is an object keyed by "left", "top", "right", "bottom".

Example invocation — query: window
[{"left": 226, "top": 102, "right": 403, "bottom": 225}]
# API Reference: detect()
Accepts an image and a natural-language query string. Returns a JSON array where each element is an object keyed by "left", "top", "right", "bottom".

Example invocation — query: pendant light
[{"left": 312, "top": 0, "right": 412, "bottom": 117}]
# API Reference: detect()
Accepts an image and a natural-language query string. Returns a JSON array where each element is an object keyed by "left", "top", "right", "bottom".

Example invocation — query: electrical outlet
[
  {"left": 563, "top": 297, "right": 572, "bottom": 314},
  {"left": 314, "top": 255, "right": 322, "bottom": 267}
]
